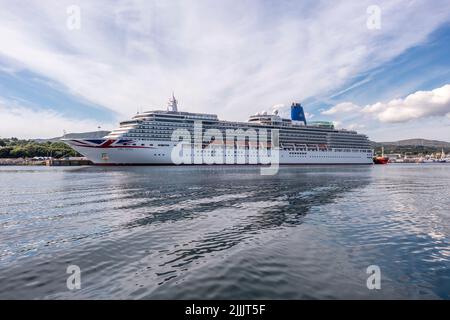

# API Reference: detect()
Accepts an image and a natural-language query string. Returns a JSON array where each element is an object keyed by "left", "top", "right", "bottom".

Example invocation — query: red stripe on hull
[{"left": 100, "top": 139, "right": 115, "bottom": 148}]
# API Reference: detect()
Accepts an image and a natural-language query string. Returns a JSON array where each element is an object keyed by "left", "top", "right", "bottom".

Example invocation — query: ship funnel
[{"left": 291, "top": 102, "right": 307, "bottom": 125}]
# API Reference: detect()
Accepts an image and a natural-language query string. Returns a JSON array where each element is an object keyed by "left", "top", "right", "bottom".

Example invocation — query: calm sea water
[{"left": 0, "top": 164, "right": 449, "bottom": 299}]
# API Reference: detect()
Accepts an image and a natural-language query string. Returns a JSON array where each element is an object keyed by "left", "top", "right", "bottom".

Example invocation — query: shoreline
[
  {"left": 0, "top": 158, "right": 93, "bottom": 166},
  {"left": 0, "top": 159, "right": 46, "bottom": 166},
  {"left": 1, "top": 160, "right": 449, "bottom": 167}
]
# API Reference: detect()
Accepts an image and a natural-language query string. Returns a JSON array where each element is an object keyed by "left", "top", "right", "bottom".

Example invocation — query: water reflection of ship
[{"left": 121, "top": 168, "right": 371, "bottom": 284}]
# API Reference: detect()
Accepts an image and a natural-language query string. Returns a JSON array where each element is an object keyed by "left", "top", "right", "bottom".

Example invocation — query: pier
[
  {"left": 0, "top": 157, "right": 93, "bottom": 166},
  {"left": 45, "top": 158, "right": 93, "bottom": 166}
]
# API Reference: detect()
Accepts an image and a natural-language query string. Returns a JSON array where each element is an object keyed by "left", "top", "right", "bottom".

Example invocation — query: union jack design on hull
[{"left": 67, "top": 139, "right": 153, "bottom": 149}]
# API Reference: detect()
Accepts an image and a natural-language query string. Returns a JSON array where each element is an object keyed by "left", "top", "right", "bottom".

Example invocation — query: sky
[{"left": 0, "top": 0, "right": 450, "bottom": 141}]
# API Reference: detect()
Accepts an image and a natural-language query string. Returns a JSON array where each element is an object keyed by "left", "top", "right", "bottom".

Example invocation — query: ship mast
[{"left": 167, "top": 92, "right": 178, "bottom": 112}]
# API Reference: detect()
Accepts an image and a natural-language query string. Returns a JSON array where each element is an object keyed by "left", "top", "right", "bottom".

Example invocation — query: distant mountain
[
  {"left": 371, "top": 139, "right": 450, "bottom": 155},
  {"left": 373, "top": 139, "right": 450, "bottom": 148},
  {"left": 62, "top": 131, "right": 111, "bottom": 139},
  {"left": 34, "top": 131, "right": 111, "bottom": 142}
]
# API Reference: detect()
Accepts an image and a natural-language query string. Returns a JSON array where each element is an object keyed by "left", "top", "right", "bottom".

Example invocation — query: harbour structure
[
  {"left": 438, "top": 148, "right": 448, "bottom": 163},
  {"left": 64, "top": 96, "right": 374, "bottom": 165}
]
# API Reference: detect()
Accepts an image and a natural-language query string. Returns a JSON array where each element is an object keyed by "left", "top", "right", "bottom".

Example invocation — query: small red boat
[
  {"left": 373, "top": 146, "right": 389, "bottom": 164},
  {"left": 373, "top": 156, "right": 389, "bottom": 164}
]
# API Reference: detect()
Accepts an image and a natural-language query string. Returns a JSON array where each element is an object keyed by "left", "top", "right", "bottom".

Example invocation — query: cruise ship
[{"left": 64, "top": 95, "right": 374, "bottom": 165}]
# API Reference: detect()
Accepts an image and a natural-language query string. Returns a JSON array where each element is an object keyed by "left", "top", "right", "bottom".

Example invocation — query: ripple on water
[{"left": 0, "top": 165, "right": 449, "bottom": 299}]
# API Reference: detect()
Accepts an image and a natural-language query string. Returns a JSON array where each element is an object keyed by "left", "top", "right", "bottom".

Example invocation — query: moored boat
[{"left": 373, "top": 147, "right": 389, "bottom": 164}]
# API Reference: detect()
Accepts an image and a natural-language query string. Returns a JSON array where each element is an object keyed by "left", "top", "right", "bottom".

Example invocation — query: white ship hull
[
  {"left": 64, "top": 97, "right": 374, "bottom": 166},
  {"left": 66, "top": 139, "right": 373, "bottom": 165}
]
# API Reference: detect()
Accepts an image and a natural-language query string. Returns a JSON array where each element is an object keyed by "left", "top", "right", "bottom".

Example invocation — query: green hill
[{"left": 372, "top": 139, "right": 450, "bottom": 155}]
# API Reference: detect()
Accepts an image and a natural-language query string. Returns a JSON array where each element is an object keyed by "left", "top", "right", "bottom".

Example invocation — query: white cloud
[
  {"left": 322, "top": 102, "right": 360, "bottom": 115},
  {"left": 347, "top": 123, "right": 366, "bottom": 131},
  {"left": 0, "top": 100, "right": 111, "bottom": 139},
  {"left": 0, "top": 0, "right": 449, "bottom": 126},
  {"left": 323, "top": 84, "right": 450, "bottom": 123},
  {"left": 362, "top": 84, "right": 450, "bottom": 123},
  {"left": 320, "top": 84, "right": 450, "bottom": 140}
]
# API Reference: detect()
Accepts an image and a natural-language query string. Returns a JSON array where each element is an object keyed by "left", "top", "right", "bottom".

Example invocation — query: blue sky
[
  {"left": 309, "top": 24, "right": 450, "bottom": 108},
  {"left": 0, "top": 0, "right": 450, "bottom": 140}
]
